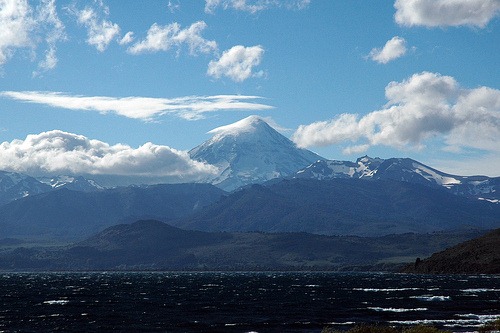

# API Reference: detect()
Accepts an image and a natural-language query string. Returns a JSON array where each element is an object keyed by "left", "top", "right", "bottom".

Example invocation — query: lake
[{"left": 0, "top": 272, "right": 499, "bottom": 332}]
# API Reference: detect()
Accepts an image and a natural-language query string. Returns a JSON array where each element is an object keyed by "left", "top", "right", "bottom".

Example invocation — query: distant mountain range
[
  {"left": 0, "top": 116, "right": 497, "bottom": 243},
  {"left": 174, "top": 178, "right": 500, "bottom": 236},
  {"left": 0, "top": 183, "right": 225, "bottom": 241},
  {"left": 294, "top": 156, "right": 499, "bottom": 202},
  {"left": 1, "top": 116, "right": 498, "bottom": 202},
  {"left": 0, "top": 176, "right": 497, "bottom": 241},
  {"left": 0, "top": 171, "right": 103, "bottom": 206}
]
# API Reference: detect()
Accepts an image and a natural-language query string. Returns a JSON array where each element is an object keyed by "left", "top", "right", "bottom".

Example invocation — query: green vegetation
[
  {"left": 402, "top": 327, "right": 451, "bottom": 333},
  {"left": 479, "top": 319, "right": 500, "bottom": 332},
  {"left": 402, "top": 228, "right": 500, "bottom": 274},
  {"left": 322, "top": 321, "right": 500, "bottom": 333},
  {"left": 322, "top": 324, "right": 399, "bottom": 333}
]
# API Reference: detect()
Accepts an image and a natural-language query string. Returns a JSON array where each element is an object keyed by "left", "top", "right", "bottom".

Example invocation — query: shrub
[
  {"left": 321, "top": 324, "right": 451, "bottom": 333},
  {"left": 403, "top": 326, "right": 450, "bottom": 333},
  {"left": 322, "top": 324, "right": 399, "bottom": 333},
  {"left": 479, "top": 319, "right": 500, "bottom": 332}
]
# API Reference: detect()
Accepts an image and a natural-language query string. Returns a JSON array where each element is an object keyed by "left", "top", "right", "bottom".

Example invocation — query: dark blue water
[{"left": 0, "top": 272, "right": 499, "bottom": 332}]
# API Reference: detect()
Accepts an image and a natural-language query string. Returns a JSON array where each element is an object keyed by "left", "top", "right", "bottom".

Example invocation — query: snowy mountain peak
[
  {"left": 356, "top": 155, "right": 384, "bottom": 165},
  {"left": 205, "top": 116, "right": 284, "bottom": 146},
  {"left": 190, "top": 116, "right": 324, "bottom": 191},
  {"left": 208, "top": 115, "right": 270, "bottom": 138}
]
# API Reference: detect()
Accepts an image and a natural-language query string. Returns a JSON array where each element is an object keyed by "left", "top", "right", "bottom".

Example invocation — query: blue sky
[{"left": 0, "top": 0, "right": 499, "bottom": 183}]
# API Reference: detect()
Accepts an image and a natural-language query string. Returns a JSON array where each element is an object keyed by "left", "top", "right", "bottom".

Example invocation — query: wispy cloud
[
  {"left": 0, "top": 0, "right": 66, "bottom": 72},
  {"left": 0, "top": 130, "right": 217, "bottom": 184},
  {"left": 71, "top": 0, "right": 121, "bottom": 52},
  {"left": 32, "top": 0, "right": 66, "bottom": 75},
  {"left": 205, "top": 0, "right": 311, "bottom": 14},
  {"left": 128, "top": 21, "right": 217, "bottom": 56},
  {"left": 0, "top": 91, "right": 274, "bottom": 121},
  {"left": 394, "top": 0, "right": 500, "bottom": 28},
  {"left": 167, "top": 0, "right": 181, "bottom": 13},
  {"left": 207, "top": 45, "right": 264, "bottom": 82},
  {"left": 368, "top": 36, "right": 407, "bottom": 64},
  {"left": 292, "top": 72, "right": 500, "bottom": 154}
]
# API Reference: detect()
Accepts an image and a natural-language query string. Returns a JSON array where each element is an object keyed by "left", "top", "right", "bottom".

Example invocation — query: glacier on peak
[{"left": 207, "top": 115, "right": 272, "bottom": 138}]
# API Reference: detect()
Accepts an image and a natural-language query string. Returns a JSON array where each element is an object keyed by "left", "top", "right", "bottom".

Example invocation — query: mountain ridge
[
  {"left": 0, "top": 171, "right": 104, "bottom": 206},
  {"left": 0, "top": 116, "right": 497, "bottom": 201},
  {"left": 173, "top": 178, "right": 500, "bottom": 236},
  {"left": 294, "top": 156, "right": 499, "bottom": 202},
  {"left": 0, "top": 183, "right": 226, "bottom": 241}
]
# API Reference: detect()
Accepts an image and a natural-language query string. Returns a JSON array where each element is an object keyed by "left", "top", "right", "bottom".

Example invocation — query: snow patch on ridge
[{"left": 412, "top": 163, "right": 461, "bottom": 187}]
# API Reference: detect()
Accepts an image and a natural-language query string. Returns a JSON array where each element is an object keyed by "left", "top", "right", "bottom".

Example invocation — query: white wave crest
[
  {"left": 43, "top": 300, "right": 69, "bottom": 305},
  {"left": 353, "top": 288, "right": 421, "bottom": 292},
  {"left": 411, "top": 295, "right": 451, "bottom": 301},
  {"left": 368, "top": 307, "right": 428, "bottom": 312}
]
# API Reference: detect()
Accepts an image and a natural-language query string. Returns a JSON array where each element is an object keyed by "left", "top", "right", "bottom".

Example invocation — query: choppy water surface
[{"left": 0, "top": 272, "right": 499, "bottom": 332}]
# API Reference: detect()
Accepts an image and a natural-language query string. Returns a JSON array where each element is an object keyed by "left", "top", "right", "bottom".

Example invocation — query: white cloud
[
  {"left": 0, "top": 91, "right": 274, "bottom": 121},
  {"left": 128, "top": 21, "right": 217, "bottom": 56},
  {"left": 0, "top": 0, "right": 33, "bottom": 65},
  {"left": 207, "top": 45, "right": 264, "bottom": 82},
  {"left": 368, "top": 36, "right": 407, "bottom": 64},
  {"left": 205, "top": 0, "right": 311, "bottom": 14},
  {"left": 292, "top": 72, "right": 500, "bottom": 155},
  {"left": 118, "top": 31, "right": 134, "bottom": 45},
  {"left": 0, "top": 130, "right": 217, "bottom": 184},
  {"left": 0, "top": 0, "right": 65, "bottom": 71},
  {"left": 167, "top": 0, "right": 181, "bottom": 13},
  {"left": 73, "top": 1, "right": 120, "bottom": 52},
  {"left": 394, "top": 0, "right": 500, "bottom": 28},
  {"left": 35, "top": 47, "right": 57, "bottom": 73},
  {"left": 33, "top": 0, "right": 66, "bottom": 75}
]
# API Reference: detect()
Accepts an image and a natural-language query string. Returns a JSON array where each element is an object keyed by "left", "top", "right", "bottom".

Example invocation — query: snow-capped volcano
[{"left": 189, "top": 116, "right": 324, "bottom": 191}]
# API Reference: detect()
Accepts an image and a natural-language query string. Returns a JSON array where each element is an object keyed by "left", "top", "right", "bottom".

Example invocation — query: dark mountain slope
[
  {"left": 174, "top": 178, "right": 500, "bottom": 236},
  {"left": 402, "top": 228, "right": 500, "bottom": 274},
  {"left": 0, "top": 220, "right": 486, "bottom": 271},
  {"left": 0, "top": 183, "right": 225, "bottom": 241}
]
